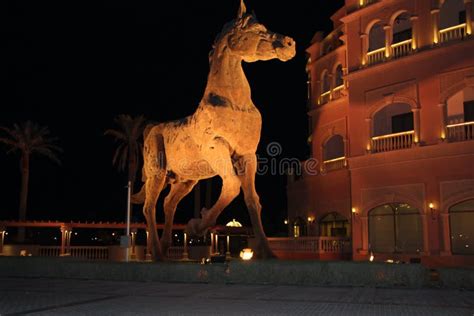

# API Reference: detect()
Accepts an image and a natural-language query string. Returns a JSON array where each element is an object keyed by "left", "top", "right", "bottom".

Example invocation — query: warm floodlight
[{"left": 240, "top": 248, "right": 254, "bottom": 260}]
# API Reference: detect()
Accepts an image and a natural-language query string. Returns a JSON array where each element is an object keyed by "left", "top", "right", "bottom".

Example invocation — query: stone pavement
[{"left": 0, "top": 277, "right": 473, "bottom": 315}]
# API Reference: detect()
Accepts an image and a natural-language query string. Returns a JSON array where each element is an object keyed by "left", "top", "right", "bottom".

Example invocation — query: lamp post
[{"left": 125, "top": 180, "right": 131, "bottom": 262}]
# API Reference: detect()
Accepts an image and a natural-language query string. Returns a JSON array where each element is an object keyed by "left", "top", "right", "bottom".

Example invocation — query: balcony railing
[
  {"left": 371, "top": 130, "right": 414, "bottom": 153},
  {"left": 332, "top": 85, "right": 344, "bottom": 100},
  {"left": 267, "top": 236, "right": 352, "bottom": 254},
  {"left": 439, "top": 23, "right": 466, "bottom": 43},
  {"left": 38, "top": 246, "right": 109, "bottom": 260},
  {"left": 323, "top": 156, "right": 346, "bottom": 172},
  {"left": 366, "top": 47, "right": 385, "bottom": 65},
  {"left": 319, "top": 90, "right": 331, "bottom": 105},
  {"left": 447, "top": 121, "right": 474, "bottom": 142},
  {"left": 391, "top": 39, "right": 412, "bottom": 58}
]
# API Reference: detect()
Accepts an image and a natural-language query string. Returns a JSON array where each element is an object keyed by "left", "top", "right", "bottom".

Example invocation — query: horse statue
[{"left": 133, "top": 0, "right": 296, "bottom": 261}]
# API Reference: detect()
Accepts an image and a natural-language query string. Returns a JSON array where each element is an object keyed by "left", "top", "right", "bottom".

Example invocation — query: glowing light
[
  {"left": 284, "top": 219, "right": 288, "bottom": 225},
  {"left": 429, "top": 203, "right": 434, "bottom": 209},
  {"left": 352, "top": 207, "right": 357, "bottom": 214},
  {"left": 369, "top": 252, "right": 374, "bottom": 262},
  {"left": 226, "top": 219, "right": 242, "bottom": 227},
  {"left": 239, "top": 248, "right": 253, "bottom": 260},
  {"left": 307, "top": 216, "right": 314, "bottom": 223},
  {"left": 385, "top": 259, "right": 394, "bottom": 263}
]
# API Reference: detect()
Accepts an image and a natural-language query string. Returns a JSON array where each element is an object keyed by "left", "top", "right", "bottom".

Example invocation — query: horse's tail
[
  {"left": 132, "top": 122, "right": 164, "bottom": 205},
  {"left": 131, "top": 183, "right": 146, "bottom": 204}
]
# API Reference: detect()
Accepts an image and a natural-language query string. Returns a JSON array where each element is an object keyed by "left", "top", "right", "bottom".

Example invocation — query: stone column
[
  {"left": 383, "top": 25, "right": 392, "bottom": 58},
  {"left": 210, "top": 232, "right": 214, "bottom": 254},
  {"left": 183, "top": 232, "right": 189, "bottom": 260},
  {"left": 316, "top": 80, "right": 322, "bottom": 105},
  {"left": 60, "top": 226, "right": 67, "bottom": 256},
  {"left": 412, "top": 108, "right": 421, "bottom": 145},
  {"left": 431, "top": 8, "right": 441, "bottom": 44},
  {"left": 465, "top": 0, "right": 472, "bottom": 35},
  {"left": 440, "top": 213, "right": 452, "bottom": 255},
  {"left": 66, "top": 229, "right": 72, "bottom": 255},
  {"left": 226, "top": 235, "right": 231, "bottom": 259},
  {"left": 145, "top": 230, "right": 152, "bottom": 261},
  {"left": 410, "top": 15, "right": 419, "bottom": 50},
  {"left": 130, "top": 229, "right": 137, "bottom": 260},
  {"left": 365, "top": 117, "right": 372, "bottom": 153},
  {"left": 438, "top": 102, "right": 448, "bottom": 141},
  {"left": 0, "top": 229, "right": 5, "bottom": 255},
  {"left": 329, "top": 74, "right": 334, "bottom": 100},
  {"left": 343, "top": 138, "right": 349, "bottom": 166},
  {"left": 421, "top": 214, "right": 430, "bottom": 255},
  {"left": 360, "top": 33, "right": 368, "bottom": 66},
  {"left": 360, "top": 216, "right": 369, "bottom": 255}
]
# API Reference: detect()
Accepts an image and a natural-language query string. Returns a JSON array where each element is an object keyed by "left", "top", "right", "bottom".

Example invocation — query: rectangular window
[
  {"left": 464, "top": 100, "right": 474, "bottom": 122},
  {"left": 393, "top": 28, "right": 412, "bottom": 43},
  {"left": 392, "top": 112, "right": 414, "bottom": 133},
  {"left": 459, "top": 10, "right": 466, "bottom": 24}
]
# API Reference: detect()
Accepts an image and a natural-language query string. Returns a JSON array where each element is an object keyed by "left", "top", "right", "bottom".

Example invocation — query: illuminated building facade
[{"left": 287, "top": 0, "right": 474, "bottom": 266}]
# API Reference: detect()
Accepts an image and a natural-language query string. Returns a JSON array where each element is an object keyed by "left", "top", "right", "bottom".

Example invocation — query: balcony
[
  {"left": 392, "top": 39, "right": 413, "bottom": 58},
  {"left": 366, "top": 47, "right": 385, "bottom": 65},
  {"left": 447, "top": 121, "right": 474, "bottom": 142},
  {"left": 371, "top": 130, "right": 414, "bottom": 153},
  {"left": 323, "top": 156, "right": 347, "bottom": 172},
  {"left": 319, "top": 90, "right": 331, "bottom": 105},
  {"left": 439, "top": 24, "right": 466, "bottom": 44},
  {"left": 332, "top": 84, "right": 345, "bottom": 100}
]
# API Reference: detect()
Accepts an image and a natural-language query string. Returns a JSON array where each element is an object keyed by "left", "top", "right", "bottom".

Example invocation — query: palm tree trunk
[{"left": 18, "top": 153, "right": 30, "bottom": 243}]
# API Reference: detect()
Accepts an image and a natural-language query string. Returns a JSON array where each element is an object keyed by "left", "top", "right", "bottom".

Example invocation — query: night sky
[{"left": 1, "top": 0, "right": 344, "bottom": 236}]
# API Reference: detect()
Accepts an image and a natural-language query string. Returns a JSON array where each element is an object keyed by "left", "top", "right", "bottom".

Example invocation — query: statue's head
[{"left": 223, "top": 0, "right": 296, "bottom": 63}]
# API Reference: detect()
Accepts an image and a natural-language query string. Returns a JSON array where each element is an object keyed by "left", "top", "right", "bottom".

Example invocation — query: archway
[
  {"left": 368, "top": 203, "right": 423, "bottom": 253},
  {"left": 319, "top": 212, "right": 349, "bottom": 237},
  {"left": 449, "top": 199, "right": 474, "bottom": 254}
]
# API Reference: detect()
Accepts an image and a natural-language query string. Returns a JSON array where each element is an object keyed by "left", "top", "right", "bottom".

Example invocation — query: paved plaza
[{"left": 0, "top": 277, "right": 473, "bottom": 315}]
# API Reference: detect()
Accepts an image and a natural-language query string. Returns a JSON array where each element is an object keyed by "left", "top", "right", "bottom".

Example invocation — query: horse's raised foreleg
[
  {"left": 161, "top": 180, "right": 197, "bottom": 256},
  {"left": 187, "top": 157, "right": 241, "bottom": 236},
  {"left": 238, "top": 154, "right": 275, "bottom": 259}
]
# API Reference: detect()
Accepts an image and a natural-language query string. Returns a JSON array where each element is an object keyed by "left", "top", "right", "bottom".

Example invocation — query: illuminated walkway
[{"left": 0, "top": 277, "right": 472, "bottom": 315}]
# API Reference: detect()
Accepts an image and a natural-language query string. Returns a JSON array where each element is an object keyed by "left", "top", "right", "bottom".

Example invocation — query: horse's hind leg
[
  {"left": 161, "top": 180, "right": 197, "bottom": 256},
  {"left": 142, "top": 128, "right": 167, "bottom": 261},
  {"left": 143, "top": 173, "right": 166, "bottom": 261}
]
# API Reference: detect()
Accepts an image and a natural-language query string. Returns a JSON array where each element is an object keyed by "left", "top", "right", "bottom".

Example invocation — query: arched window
[
  {"left": 369, "top": 203, "right": 423, "bottom": 253},
  {"left": 293, "top": 217, "right": 306, "bottom": 238},
  {"left": 319, "top": 212, "right": 349, "bottom": 237},
  {"left": 440, "top": 0, "right": 466, "bottom": 30},
  {"left": 373, "top": 103, "right": 413, "bottom": 137},
  {"left": 439, "top": 0, "right": 468, "bottom": 42},
  {"left": 392, "top": 12, "right": 412, "bottom": 44},
  {"left": 449, "top": 199, "right": 474, "bottom": 254},
  {"left": 319, "top": 70, "right": 331, "bottom": 105},
  {"left": 321, "top": 71, "right": 330, "bottom": 93},
  {"left": 368, "top": 22, "right": 385, "bottom": 52},
  {"left": 446, "top": 87, "right": 474, "bottom": 142},
  {"left": 335, "top": 64, "right": 344, "bottom": 88},
  {"left": 324, "top": 135, "right": 344, "bottom": 161}
]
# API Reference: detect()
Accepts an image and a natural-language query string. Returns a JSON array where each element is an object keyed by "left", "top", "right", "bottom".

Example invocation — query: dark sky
[{"left": 0, "top": 0, "right": 344, "bottom": 236}]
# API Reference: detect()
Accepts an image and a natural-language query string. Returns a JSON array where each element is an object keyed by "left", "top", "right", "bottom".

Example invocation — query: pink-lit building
[{"left": 287, "top": 0, "right": 474, "bottom": 266}]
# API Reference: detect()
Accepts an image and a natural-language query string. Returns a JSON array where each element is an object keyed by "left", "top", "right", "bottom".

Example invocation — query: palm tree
[
  {"left": 104, "top": 114, "right": 147, "bottom": 194},
  {"left": 0, "top": 121, "right": 61, "bottom": 241}
]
